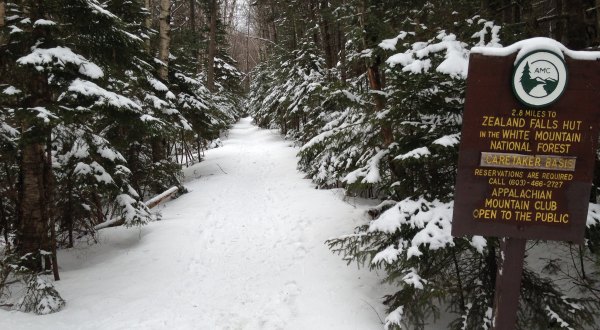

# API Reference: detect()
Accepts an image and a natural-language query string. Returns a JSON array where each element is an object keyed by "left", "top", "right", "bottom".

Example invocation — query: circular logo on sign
[{"left": 512, "top": 50, "right": 567, "bottom": 108}]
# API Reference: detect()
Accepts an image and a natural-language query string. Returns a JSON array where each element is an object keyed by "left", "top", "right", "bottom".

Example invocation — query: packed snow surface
[{"left": 2, "top": 118, "right": 386, "bottom": 330}]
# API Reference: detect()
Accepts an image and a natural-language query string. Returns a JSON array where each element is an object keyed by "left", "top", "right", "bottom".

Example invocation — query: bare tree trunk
[
  {"left": 309, "top": 0, "right": 319, "bottom": 45},
  {"left": 227, "top": 0, "right": 237, "bottom": 27},
  {"left": 196, "top": 4, "right": 205, "bottom": 74},
  {"left": 152, "top": 0, "right": 170, "bottom": 177},
  {"left": 45, "top": 133, "right": 59, "bottom": 280},
  {"left": 565, "top": 0, "right": 586, "bottom": 49},
  {"left": 245, "top": 4, "right": 250, "bottom": 91},
  {"left": 0, "top": 0, "right": 6, "bottom": 45},
  {"left": 554, "top": 0, "right": 565, "bottom": 44},
  {"left": 595, "top": 0, "right": 600, "bottom": 46},
  {"left": 270, "top": 4, "right": 277, "bottom": 43},
  {"left": 338, "top": 22, "right": 346, "bottom": 83},
  {"left": 18, "top": 139, "right": 48, "bottom": 271},
  {"left": 360, "top": 0, "right": 393, "bottom": 147},
  {"left": 206, "top": 0, "right": 217, "bottom": 92},
  {"left": 481, "top": 0, "right": 492, "bottom": 16},
  {"left": 152, "top": 138, "right": 166, "bottom": 162},
  {"left": 144, "top": 0, "right": 152, "bottom": 49},
  {"left": 0, "top": 196, "right": 8, "bottom": 252},
  {"left": 158, "top": 0, "right": 171, "bottom": 80},
  {"left": 189, "top": 0, "right": 195, "bottom": 32},
  {"left": 319, "top": 0, "right": 334, "bottom": 71},
  {"left": 501, "top": 0, "right": 513, "bottom": 23},
  {"left": 16, "top": 1, "right": 53, "bottom": 273},
  {"left": 0, "top": 0, "right": 5, "bottom": 28}
]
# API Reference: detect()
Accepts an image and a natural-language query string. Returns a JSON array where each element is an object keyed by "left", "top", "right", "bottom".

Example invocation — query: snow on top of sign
[{"left": 471, "top": 37, "right": 600, "bottom": 63}]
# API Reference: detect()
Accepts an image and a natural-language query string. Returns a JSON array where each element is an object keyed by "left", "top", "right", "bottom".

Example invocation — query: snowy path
[{"left": 3, "top": 118, "right": 387, "bottom": 330}]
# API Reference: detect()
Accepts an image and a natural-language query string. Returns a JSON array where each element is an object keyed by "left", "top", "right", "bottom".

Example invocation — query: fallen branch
[
  {"left": 94, "top": 186, "right": 179, "bottom": 231},
  {"left": 144, "top": 186, "right": 179, "bottom": 209}
]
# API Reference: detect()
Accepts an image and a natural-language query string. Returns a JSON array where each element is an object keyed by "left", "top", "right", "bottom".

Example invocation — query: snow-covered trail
[{"left": 3, "top": 118, "right": 387, "bottom": 330}]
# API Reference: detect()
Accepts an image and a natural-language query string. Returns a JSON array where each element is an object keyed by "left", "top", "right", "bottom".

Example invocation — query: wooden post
[{"left": 492, "top": 238, "right": 527, "bottom": 330}]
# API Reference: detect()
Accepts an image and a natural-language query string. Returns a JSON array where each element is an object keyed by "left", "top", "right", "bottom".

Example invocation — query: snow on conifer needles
[
  {"left": 248, "top": 3, "right": 600, "bottom": 329},
  {"left": 1, "top": 0, "right": 244, "bottom": 315}
]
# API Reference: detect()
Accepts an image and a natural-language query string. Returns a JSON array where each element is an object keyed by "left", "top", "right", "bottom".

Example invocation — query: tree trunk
[
  {"left": 366, "top": 63, "right": 393, "bottom": 147},
  {"left": 18, "top": 140, "right": 48, "bottom": 271},
  {"left": 565, "top": 0, "right": 586, "bottom": 49},
  {"left": 319, "top": 0, "right": 334, "bottom": 71},
  {"left": 224, "top": 0, "right": 236, "bottom": 27},
  {"left": 245, "top": 4, "right": 251, "bottom": 91},
  {"left": 18, "top": 94, "right": 52, "bottom": 272},
  {"left": 44, "top": 130, "right": 59, "bottom": 279},
  {"left": 0, "top": 0, "right": 5, "bottom": 28},
  {"left": 0, "top": 196, "right": 8, "bottom": 252},
  {"left": 64, "top": 179, "right": 74, "bottom": 248},
  {"left": 158, "top": 0, "right": 171, "bottom": 80},
  {"left": 16, "top": 1, "right": 54, "bottom": 273},
  {"left": 501, "top": 0, "right": 512, "bottom": 23},
  {"left": 309, "top": 0, "right": 319, "bottom": 45},
  {"left": 196, "top": 0, "right": 207, "bottom": 74},
  {"left": 0, "top": 0, "right": 6, "bottom": 45},
  {"left": 270, "top": 4, "right": 277, "bottom": 43},
  {"left": 206, "top": 0, "right": 217, "bottom": 92},
  {"left": 480, "top": 0, "right": 489, "bottom": 10},
  {"left": 597, "top": 0, "right": 600, "bottom": 42},
  {"left": 189, "top": 0, "right": 195, "bottom": 32},
  {"left": 338, "top": 22, "right": 346, "bottom": 83},
  {"left": 151, "top": 137, "right": 166, "bottom": 162},
  {"left": 554, "top": 0, "right": 565, "bottom": 44},
  {"left": 360, "top": 0, "right": 393, "bottom": 147},
  {"left": 144, "top": 0, "right": 152, "bottom": 49}
]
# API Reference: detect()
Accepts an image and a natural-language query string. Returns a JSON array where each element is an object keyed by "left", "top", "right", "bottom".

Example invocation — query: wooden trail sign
[{"left": 452, "top": 39, "right": 600, "bottom": 330}]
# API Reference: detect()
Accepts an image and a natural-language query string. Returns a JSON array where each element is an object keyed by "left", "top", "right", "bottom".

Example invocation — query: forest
[{"left": 2, "top": 0, "right": 600, "bottom": 329}]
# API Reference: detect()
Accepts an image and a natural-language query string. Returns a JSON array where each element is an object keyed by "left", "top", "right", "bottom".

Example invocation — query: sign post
[
  {"left": 452, "top": 40, "right": 600, "bottom": 329},
  {"left": 493, "top": 238, "right": 526, "bottom": 330}
]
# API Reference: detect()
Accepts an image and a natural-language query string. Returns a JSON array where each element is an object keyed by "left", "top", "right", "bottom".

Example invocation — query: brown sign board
[{"left": 452, "top": 53, "right": 600, "bottom": 243}]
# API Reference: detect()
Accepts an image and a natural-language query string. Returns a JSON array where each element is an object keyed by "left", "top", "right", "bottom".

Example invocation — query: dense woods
[
  {"left": 0, "top": 0, "right": 242, "bottom": 314},
  {"left": 247, "top": 0, "right": 600, "bottom": 329},
  {"left": 2, "top": 0, "right": 600, "bottom": 329}
]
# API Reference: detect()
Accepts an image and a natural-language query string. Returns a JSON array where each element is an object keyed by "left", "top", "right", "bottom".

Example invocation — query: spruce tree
[
  {"left": 0, "top": 0, "right": 154, "bottom": 313},
  {"left": 249, "top": 1, "right": 600, "bottom": 328}
]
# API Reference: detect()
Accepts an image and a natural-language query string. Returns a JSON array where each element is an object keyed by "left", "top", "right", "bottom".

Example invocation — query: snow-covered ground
[{"left": 2, "top": 117, "right": 388, "bottom": 330}]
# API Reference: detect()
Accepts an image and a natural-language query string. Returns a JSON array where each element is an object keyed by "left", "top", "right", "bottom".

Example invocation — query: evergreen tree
[
  {"left": 249, "top": 1, "right": 600, "bottom": 328},
  {"left": 520, "top": 61, "right": 539, "bottom": 94},
  {"left": 0, "top": 0, "right": 157, "bottom": 313}
]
